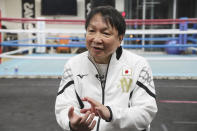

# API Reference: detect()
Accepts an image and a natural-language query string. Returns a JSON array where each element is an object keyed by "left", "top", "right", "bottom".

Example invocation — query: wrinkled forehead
[{"left": 88, "top": 13, "right": 114, "bottom": 29}]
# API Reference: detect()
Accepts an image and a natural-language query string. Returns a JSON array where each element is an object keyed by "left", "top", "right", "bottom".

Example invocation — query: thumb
[{"left": 68, "top": 106, "right": 74, "bottom": 119}]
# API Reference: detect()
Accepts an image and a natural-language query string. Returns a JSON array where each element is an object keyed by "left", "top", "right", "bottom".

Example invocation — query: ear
[
  {"left": 118, "top": 35, "right": 124, "bottom": 42},
  {"left": 117, "top": 35, "right": 123, "bottom": 47}
]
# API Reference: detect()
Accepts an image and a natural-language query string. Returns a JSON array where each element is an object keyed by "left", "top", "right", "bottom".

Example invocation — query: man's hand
[
  {"left": 68, "top": 106, "right": 96, "bottom": 131},
  {"left": 80, "top": 97, "right": 111, "bottom": 121}
]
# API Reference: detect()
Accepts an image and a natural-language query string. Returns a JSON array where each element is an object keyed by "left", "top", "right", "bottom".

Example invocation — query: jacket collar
[
  {"left": 87, "top": 46, "right": 123, "bottom": 65},
  {"left": 116, "top": 46, "right": 123, "bottom": 60}
]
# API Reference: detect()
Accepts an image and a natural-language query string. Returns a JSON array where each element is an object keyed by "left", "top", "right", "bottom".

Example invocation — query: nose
[{"left": 92, "top": 33, "right": 103, "bottom": 44}]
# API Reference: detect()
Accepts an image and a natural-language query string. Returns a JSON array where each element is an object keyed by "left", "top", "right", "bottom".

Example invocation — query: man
[{"left": 55, "top": 6, "right": 157, "bottom": 131}]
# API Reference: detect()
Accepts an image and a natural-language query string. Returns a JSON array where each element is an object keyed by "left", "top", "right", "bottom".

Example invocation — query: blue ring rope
[
  {"left": 1, "top": 42, "right": 197, "bottom": 48},
  {"left": 2, "top": 36, "right": 196, "bottom": 43},
  {"left": 46, "top": 37, "right": 179, "bottom": 41}
]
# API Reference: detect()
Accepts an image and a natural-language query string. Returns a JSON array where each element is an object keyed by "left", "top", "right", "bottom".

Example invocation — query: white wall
[
  {"left": 0, "top": 0, "right": 22, "bottom": 29},
  {"left": 116, "top": 0, "right": 124, "bottom": 12},
  {"left": 0, "top": 0, "right": 6, "bottom": 17}
]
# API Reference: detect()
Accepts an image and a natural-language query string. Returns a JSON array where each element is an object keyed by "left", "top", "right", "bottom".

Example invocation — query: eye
[
  {"left": 88, "top": 29, "right": 95, "bottom": 32},
  {"left": 103, "top": 32, "right": 110, "bottom": 36}
]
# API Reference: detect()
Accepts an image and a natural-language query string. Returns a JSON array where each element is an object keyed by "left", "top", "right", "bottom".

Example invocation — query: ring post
[
  {"left": 36, "top": 17, "right": 46, "bottom": 53},
  {"left": 192, "top": 24, "right": 197, "bottom": 44},
  {"left": 179, "top": 17, "right": 188, "bottom": 51},
  {"left": 192, "top": 24, "right": 197, "bottom": 54},
  {"left": 0, "top": 10, "right": 2, "bottom": 64}
]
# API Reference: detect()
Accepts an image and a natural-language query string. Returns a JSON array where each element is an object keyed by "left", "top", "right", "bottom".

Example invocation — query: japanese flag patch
[{"left": 122, "top": 66, "right": 132, "bottom": 76}]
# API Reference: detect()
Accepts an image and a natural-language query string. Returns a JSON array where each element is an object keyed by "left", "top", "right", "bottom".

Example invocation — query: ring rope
[
  {"left": 3, "top": 36, "right": 190, "bottom": 42},
  {"left": 1, "top": 54, "right": 197, "bottom": 61},
  {"left": 1, "top": 17, "right": 197, "bottom": 25},
  {"left": 0, "top": 54, "right": 71, "bottom": 60},
  {"left": 1, "top": 42, "right": 197, "bottom": 48},
  {"left": 47, "top": 37, "right": 178, "bottom": 41},
  {"left": 1, "top": 29, "right": 197, "bottom": 35},
  {"left": 1, "top": 47, "right": 35, "bottom": 56}
]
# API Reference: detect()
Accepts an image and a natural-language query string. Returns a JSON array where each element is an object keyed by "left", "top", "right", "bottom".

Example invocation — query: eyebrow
[{"left": 88, "top": 24, "right": 112, "bottom": 32}]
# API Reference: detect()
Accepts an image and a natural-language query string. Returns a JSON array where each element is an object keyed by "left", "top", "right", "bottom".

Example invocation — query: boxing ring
[{"left": 1, "top": 17, "right": 197, "bottom": 131}]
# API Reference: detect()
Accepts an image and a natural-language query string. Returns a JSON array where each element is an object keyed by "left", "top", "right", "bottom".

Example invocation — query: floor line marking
[
  {"left": 159, "top": 100, "right": 197, "bottom": 104},
  {"left": 173, "top": 121, "right": 197, "bottom": 124},
  {"left": 161, "top": 123, "right": 168, "bottom": 131}
]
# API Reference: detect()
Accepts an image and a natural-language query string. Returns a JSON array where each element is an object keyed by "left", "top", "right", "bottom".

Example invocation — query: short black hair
[{"left": 85, "top": 6, "right": 126, "bottom": 36}]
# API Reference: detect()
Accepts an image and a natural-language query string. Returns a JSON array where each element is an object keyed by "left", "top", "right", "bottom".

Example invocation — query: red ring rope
[{"left": 1, "top": 17, "right": 197, "bottom": 25}]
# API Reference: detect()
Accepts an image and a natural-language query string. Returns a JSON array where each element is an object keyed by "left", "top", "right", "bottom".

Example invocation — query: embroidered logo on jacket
[
  {"left": 118, "top": 77, "right": 132, "bottom": 93},
  {"left": 77, "top": 74, "right": 88, "bottom": 79},
  {"left": 139, "top": 67, "right": 154, "bottom": 89}
]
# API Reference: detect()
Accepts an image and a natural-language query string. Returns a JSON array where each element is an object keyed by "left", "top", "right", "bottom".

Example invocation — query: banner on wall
[
  {"left": 21, "top": 0, "right": 36, "bottom": 54},
  {"left": 22, "top": 0, "right": 35, "bottom": 29},
  {"left": 85, "top": 0, "right": 115, "bottom": 18},
  {"left": 85, "top": 0, "right": 91, "bottom": 18}
]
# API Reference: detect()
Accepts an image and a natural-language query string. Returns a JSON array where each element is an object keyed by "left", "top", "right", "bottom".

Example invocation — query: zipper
[{"left": 88, "top": 55, "right": 112, "bottom": 131}]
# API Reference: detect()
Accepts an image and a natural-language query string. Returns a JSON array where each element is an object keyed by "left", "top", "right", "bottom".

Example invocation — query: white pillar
[
  {"left": 142, "top": 0, "right": 146, "bottom": 51},
  {"left": 36, "top": 17, "right": 46, "bottom": 53},
  {"left": 172, "top": 0, "right": 177, "bottom": 37}
]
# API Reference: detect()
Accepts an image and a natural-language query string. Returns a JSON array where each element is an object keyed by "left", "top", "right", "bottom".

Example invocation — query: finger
[
  {"left": 89, "top": 120, "right": 97, "bottom": 130},
  {"left": 80, "top": 111, "right": 91, "bottom": 124},
  {"left": 81, "top": 108, "right": 98, "bottom": 116},
  {"left": 75, "top": 115, "right": 83, "bottom": 124},
  {"left": 86, "top": 113, "right": 95, "bottom": 126},
  {"left": 68, "top": 106, "right": 74, "bottom": 119},
  {"left": 80, "top": 108, "right": 91, "bottom": 113},
  {"left": 91, "top": 108, "right": 99, "bottom": 116},
  {"left": 81, "top": 96, "right": 92, "bottom": 101},
  {"left": 86, "top": 97, "right": 98, "bottom": 105},
  {"left": 68, "top": 106, "right": 82, "bottom": 124},
  {"left": 81, "top": 97, "right": 87, "bottom": 101},
  {"left": 84, "top": 97, "right": 99, "bottom": 106}
]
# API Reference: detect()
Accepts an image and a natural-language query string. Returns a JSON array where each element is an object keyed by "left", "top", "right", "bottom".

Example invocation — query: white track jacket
[{"left": 55, "top": 47, "right": 158, "bottom": 131}]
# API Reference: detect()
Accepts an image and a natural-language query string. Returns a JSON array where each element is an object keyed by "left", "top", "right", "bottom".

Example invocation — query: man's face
[{"left": 86, "top": 13, "right": 123, "bottom": 64}]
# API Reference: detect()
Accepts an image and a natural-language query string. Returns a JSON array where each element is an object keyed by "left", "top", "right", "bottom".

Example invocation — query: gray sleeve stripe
[
  {"left": 136, "top": 81, "right": 156, "bottom": 99},
  {"left": 57, "top": 80, "right": 84, "bottom": 109},
  {"left": 57, "top": 80, "right": 74, "bottom": 96},
  {"left": 75, "top": 91, "right": 84, "bottom": 109}
]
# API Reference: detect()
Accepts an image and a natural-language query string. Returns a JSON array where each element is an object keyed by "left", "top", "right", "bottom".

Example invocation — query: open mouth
[
  {"left": 92, "top": 46, "right": 104, "bottom": 51},
  {"left": 94, "top": 47, "right": 103, "bottom": 50}
]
